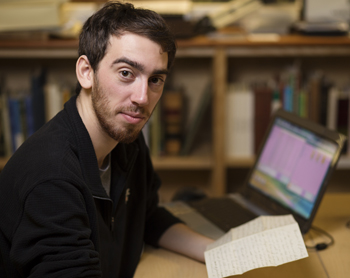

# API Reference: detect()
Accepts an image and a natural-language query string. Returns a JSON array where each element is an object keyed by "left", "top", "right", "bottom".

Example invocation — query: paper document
[{"left": 204, "top": 215, "right": 308, "bottom": 277}]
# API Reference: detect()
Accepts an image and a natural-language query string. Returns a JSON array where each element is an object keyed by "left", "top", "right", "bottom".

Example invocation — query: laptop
[{"left": 163, "top": 109, "right": 347, "bottom": 239}]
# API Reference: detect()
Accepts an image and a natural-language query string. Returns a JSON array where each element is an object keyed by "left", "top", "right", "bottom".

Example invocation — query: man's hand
[{"left": 158, "top": 223, "right": 214, "bottom": 262}]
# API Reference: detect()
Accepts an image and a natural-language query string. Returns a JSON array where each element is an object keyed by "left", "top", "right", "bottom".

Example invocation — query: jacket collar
[{"left": 64, "top": 95, "right": 139, "bottom": 198}]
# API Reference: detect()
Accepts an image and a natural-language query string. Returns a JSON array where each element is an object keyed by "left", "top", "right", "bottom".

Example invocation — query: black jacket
[{"left": 0, "top": 95, "right": 181, "bottom": 277}]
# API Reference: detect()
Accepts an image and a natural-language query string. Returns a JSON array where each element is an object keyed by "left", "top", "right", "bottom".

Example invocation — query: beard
[{"left": 91, "top": 75, "right": 150, "bottom": 144}]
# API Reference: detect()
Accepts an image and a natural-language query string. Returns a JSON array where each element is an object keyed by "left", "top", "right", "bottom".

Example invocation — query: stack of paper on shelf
[
  {"left": 0, "top": 0, "right": 68, "bottom": 32},
  {"left": 129, "top": 0, "right": 193, "bottom": 15},
  {"left": 52, "top": 2, "right": 99, "bottom": 38}
]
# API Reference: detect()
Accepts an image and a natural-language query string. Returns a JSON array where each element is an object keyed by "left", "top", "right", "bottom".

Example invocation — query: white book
[
  {"left": 0, "top": 93, "right": 13, "bottom": 156},
  {"left": 226, "top": 83, "right": 254, "bottom": 158},
  {"left": 44, "top": 81, "right": 62, "bottom": 122},
  {"left": 326, "top": 86, "right": 339, "bottom": 131}
]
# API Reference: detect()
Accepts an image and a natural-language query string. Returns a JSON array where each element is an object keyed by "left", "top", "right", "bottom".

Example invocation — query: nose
[{"left": 131, "top": 79, "right": 149, "bottom": 107}]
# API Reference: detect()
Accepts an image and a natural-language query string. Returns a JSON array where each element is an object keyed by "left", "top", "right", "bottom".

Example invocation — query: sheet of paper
[{"left": 205, "top": 215, "right": 308, "bottom": 278}]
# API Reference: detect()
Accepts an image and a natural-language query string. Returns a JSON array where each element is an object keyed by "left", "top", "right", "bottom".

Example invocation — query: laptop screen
[{"left": 248, "top": 115, "right": 340, "bottom": 220}]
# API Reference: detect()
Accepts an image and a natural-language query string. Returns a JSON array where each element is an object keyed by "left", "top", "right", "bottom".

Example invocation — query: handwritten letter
[{"left": 205, "top": 215, "right": 308, "bottom": 277}]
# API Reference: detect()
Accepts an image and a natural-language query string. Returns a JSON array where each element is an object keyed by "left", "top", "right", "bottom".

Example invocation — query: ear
[{"left": 76, "top": 55, "right": 94, "bottom": 90}]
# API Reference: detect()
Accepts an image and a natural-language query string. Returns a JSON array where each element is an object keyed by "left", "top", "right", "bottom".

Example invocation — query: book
[
  {"left": 180, "top": 83, "right": 212, "bottom": 156},
  {"left": 8, "top": 95, "right": 25, "bottom": 152},
  {"left": 283, "top": 84, "right": 293, "bottom": 112},
  {"left": 161, "top": 89, "right": 186, "bottom": 156},
  {"left": 0, "top": 90, "right": 12, "bottom": 157},
  {"left": 319, "top": 77, "right": 333, "bottom": 126},
  {"left": 326, "top": 86, "right": 340, "bottom": 131},
  {"left": 31, "top": 69, "right": 47, "bottom": 132},
  {"left": 44, "top": 80, "right": 63, "bottom": 122},
  {"left": 282, "top": 64, "right": 300, "bottom": 113},
  {"left": 325, "top": 87, "right": 349, "bottom": 155},
  {"left": 226, "top": 83, "right": 254, "bottom": 158},
  {"left": 307, "top": 71, "right": 323, "bottom": 123},
  {"left": 150, "top": 103, "right": 162, "bottom": 157},
  {"left": 298, "top": 88, "right": 308, "bottom": 118},
  {"left": 253, "top": 84, "right": 272, "bottom": 154},
  {"left": 24, "top": 94, "right": 35, "bottom": 138},
  {"left": 336, "top": 92, "right": 349, "bottom": 154}
]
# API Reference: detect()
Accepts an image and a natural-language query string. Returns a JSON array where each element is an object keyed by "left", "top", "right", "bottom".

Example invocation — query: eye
[
  {"left": 121, "top": 70, "right": 132, "bottom": 78},
  {"left": 149, "top": 76, "right": 164, "bottom": 85}
]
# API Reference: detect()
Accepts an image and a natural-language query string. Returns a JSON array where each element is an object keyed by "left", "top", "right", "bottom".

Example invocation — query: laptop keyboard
[{"left": 188, "top": 197, "right": 258, "bottom": 232}]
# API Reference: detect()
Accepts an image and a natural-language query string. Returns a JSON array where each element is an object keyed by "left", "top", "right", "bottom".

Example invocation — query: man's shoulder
[{"left": 1, "top": 115, "right": 83, "bottom": 188}]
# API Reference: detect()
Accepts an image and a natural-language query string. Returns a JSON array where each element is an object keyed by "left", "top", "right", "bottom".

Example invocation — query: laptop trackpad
[{"left": 228, "top": 193, "right": 272, "bottom": 216}]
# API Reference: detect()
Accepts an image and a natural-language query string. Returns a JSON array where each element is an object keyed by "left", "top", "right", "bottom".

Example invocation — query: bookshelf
[{"left": 2, "top": 34, "right": 350, "bottom": 199}]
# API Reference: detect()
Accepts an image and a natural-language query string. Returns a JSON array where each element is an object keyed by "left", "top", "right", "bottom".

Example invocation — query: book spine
[
  {"left": 0, "top": 92, "right": 12, "bottom": 156},
  {"left": 44, "top": 81, "right": 63, "bottom": 122},
  {"left": 298, "top": 89, "right": 308, "bottom": 118},
  {"left": 8, "top": 97, "right": 25, "bottom": 152},
  {"left": 162, "top": 90, "right": 185, "bottom": 156},
  {"left": 283, "top": 85, "right": 293, "bottom": 112},
  {"left": 307, "top": 72, "right": 321, "bottom": 123},
  {"left": 31, "top": 69, "right": 46, "bottom": 132},
  {"left": 180, "top": 83, "right": 212, "bottom": 156},
  {"left": 150, "top": 103, "right": 162, "bottom": 157},
  {"left": 253, "top": 84, "right": 272, "bottom": 154},
  {"left": 24, "top": 94, "right": 35, "bottom": 138},
  {"left": 326, "top": 87, "right": 339, "bottom": 130},
  {"left": 226, "top": 83, "right": 254, "bottom": 158}
]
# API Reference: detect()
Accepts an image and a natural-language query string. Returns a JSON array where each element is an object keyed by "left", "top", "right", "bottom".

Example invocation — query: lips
[{"left": 120, "top": 111, "right": 145, "bottom": 124}]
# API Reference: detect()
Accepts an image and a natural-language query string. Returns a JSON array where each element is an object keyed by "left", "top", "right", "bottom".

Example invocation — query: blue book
[
  {"left": 8, "top": 97, "right": 24, "bottom": 152},
  {"left": 31, "top": 69, "right": 46, "bottom": 132},
  {"left": 283, "top": 85, "right": 293, "bottom": 112},
  {"left": 24, "top": 94, "right": 35, "bottom": 138}
]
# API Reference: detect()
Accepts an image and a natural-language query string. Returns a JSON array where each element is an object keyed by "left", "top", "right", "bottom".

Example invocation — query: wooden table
[{"left": 134, "top": 193, "right": 350, "bottom": 278}]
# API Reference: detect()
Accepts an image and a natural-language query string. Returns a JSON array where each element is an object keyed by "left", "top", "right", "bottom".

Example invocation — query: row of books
[
  {"left": 226, "top": 65, "right": 350, "bottom": 158},
  {"left": 0, "top": 70, "right": 212, "bottom": 158},
  {"left": 2, "top": 66, "right": 349, "bottom": 160},
  {"left": 0, "top": 70, "right": 73, "bottom": 157}
]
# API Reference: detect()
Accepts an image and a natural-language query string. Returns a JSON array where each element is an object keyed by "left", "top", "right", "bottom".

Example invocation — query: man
[{"left": 0, "top": 2, "right": 213, "bottom": 277}]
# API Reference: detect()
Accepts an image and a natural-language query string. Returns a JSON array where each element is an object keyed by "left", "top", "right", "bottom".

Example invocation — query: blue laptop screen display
[{"left": 249, "top": 118, "right": 338, "bottom": 219}]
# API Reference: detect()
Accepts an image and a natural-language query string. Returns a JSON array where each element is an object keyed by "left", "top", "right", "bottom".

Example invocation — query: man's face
[{"left": 91, "top": 33, "right": 168, "bottom": 143}]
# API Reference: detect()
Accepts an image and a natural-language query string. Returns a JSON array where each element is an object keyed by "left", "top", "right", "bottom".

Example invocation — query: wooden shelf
[
  {"left": 151, "top": 155, "right": 212, "bottom": 170},
  {"left": 3, "top": 35, "right": 350, "bottom": 58},
  {"left": 226, "top": 156, "right": 255, "bottom": 168}
]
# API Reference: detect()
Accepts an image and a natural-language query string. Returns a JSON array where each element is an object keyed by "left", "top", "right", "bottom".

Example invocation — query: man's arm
[
  {"left": 158, "top": 223, "right": 214, "bottom": 262},
  {"left": 12, "top": 181, "right": 101, "bottom": 277}
]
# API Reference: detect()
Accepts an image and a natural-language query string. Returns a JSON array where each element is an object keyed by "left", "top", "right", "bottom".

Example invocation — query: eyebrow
[{"left": 112, "top": 56, "right": 169, "bottom": 76}]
